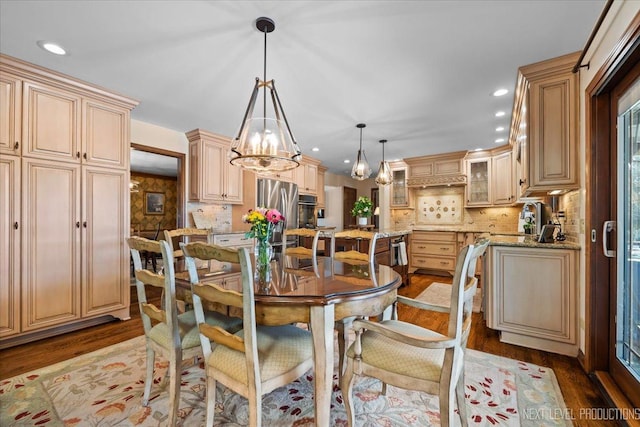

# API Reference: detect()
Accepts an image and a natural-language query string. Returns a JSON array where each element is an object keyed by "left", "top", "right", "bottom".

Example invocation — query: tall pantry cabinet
[{"left": 0, "top": 55, "right": 138, "bottom": 344}]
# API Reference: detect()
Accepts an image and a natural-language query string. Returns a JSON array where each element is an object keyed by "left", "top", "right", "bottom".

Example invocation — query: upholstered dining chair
[
  {"left": 127, "top": 236, "right": 242, "bottom": 427},
  {"left": 330, "top": 229, "right": 380, "bottom": 380},
  {"left": 340, "top": 239, "right": 490, "bottom": 427},
  {"left": 181, "top": 241, "right": 315, "bottom": 427},
  {"left": 163, "top": 227, "right": 210, "bottom": 261}
]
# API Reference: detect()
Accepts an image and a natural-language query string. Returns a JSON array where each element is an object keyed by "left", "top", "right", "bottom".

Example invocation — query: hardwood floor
[{"left": 0, "top": 274, "right": 612, "bottom": 426}]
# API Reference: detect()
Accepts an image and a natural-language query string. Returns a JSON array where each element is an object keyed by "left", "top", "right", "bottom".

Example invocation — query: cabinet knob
[
  {"left": 519, "top": 179, "right": 526, "bottom": 186},
  {"left": 83, "top": 153, "right": 88, "bottom": 160},
  {"left": 14, "top": 221, "right": 18, "bottom": 229},
  {"left": 76, "top": 221, "right": 80, "bottom": 228},
  {"left": 83, "top": 221, "right": 87, "bottom": 228},
  {"left": 76, "top": 152, "right": 81, "bottom": 159},
  {"left": 14, "top": 141, "right": 19, "bottom": 150}
]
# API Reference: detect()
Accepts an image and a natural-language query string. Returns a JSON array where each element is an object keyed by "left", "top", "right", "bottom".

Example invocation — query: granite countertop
[
  {"left": 411, "top": 225, "right": 489, "bottom": 233},
  {"left": 485, "top": 234, "right": 581, "bottom": 250}
]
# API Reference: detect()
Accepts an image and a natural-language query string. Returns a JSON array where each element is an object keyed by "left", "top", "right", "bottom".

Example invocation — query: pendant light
[
  {"left": 229, "top": 17, "right": 302, "bottom": 172},
  {"left": 375, "top": 139, "right": 392, "bottom": 185},
  {"left": 351, "top": 123, "right": 371, "bottom": 180}
]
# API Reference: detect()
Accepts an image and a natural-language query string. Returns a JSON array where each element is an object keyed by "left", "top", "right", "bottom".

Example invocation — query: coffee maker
[{"left": 518, "top": 202, "right": 550, "bottom": 235}]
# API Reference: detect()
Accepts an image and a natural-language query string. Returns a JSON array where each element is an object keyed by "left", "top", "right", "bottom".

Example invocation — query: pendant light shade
[
  {"left": 229, "top": 17, "right": 302, "bottom": 172},
  {"left": 351, "top": 123, "right": 371, "bottom": 180},
  {"left": 375, "top": 139, "right": 392, "bottom": 186}
]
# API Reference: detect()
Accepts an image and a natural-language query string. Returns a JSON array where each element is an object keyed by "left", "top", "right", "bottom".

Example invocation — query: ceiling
[{"left": 0, "top": 1, "right": 605, "bottom": 176}]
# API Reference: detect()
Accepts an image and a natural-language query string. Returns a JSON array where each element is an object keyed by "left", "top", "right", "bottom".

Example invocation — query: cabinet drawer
[
  {"left": 412, "top": 231, "right": 457, "bottom": 242},
  {"left": 411, "top": 241, "right": 456, "bottom": 256},
  {"left": 411, "top": 255, "right": 456, "bottom": 271},
  {"left": 374, "top": 237, "right": 390, "bottom": 254}
]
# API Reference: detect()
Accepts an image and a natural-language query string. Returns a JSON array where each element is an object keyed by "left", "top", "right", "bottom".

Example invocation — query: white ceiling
[{"left": 0, "top": 1, "right": 605, "bottom": 176}]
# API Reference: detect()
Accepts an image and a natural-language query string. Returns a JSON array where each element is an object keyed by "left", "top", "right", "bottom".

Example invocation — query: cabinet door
[
  {"left": 465, "top": 158, "right": 491, "bottom": 206},
  {"left": 304, "top": 163, "right": 318, "bottom": 194},
  {"left": 201, "top": 140, "right": 225, "bottom": 201},
  {"left": 492, "top": 151, "right": 513, "bottom": 205},
  {"left": 391, "top": 168, "right": 408, "bottom": 207},
  {"left": 528, "top": 72, "right": 577, "bottom": 189},
  {"left": 0, "top": 72, "right": 21, "bottom": 156},
  {"left": 23, "top": 80, "right": 81, "bottom": 163},
  {"left": 82, "top": 167, "right": 129, "bottom": 316},
  {"left": 224, "top": 162, "right": 243, "bottom": 203},
  {"left": 83, "top": 99, "right": 129, "bottom": 169},
  {"left": 488, "top": 246, "right": 576, "bottom": 345},
  {"left": 22, "top": 158, "right": 81, "bottom": 331},
  {"left": 317, "top": 168, "right": 326, "bottom": 208},
  {"left": 0, "top": 156, "right": 20, "bottom": 337}
]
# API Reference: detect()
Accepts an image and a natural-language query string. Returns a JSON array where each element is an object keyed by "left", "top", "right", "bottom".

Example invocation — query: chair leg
[
  {"left": 248, "top": 388, "right": 262, "bottom": 427},
  {"left": 340, "top": 358, "right": 357, "bottom": 427},
  {"left": 456, "top": 371, "right": 468, "bottom": 427},
  {"left": 143, "top": 347, "right": 155, "bottom": 406},
  {"left": 205, "top": 375, "right": 217, "bottom": 427},
  {"left": 439, "top": 378, "right": 456, "bottom": 427},
  {"left": 167, "top": 349, "right": 181, "bottom": 426},
  {"left": 336, "top": 317, "right": 354, "bottom": 382}
]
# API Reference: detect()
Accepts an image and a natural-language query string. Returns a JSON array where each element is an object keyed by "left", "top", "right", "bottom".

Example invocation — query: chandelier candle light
[
  {"left": 243, "top": 207, "right": 285, "bottom": 288},
  {"left": 230, "top": 17, "right": 302, "bottom": 172},
  {"left": 351, "top": 123, "right": 372, "bottom": 180},
  {"left": 375, "top": 139, "right": 392, "bottom": 186}
]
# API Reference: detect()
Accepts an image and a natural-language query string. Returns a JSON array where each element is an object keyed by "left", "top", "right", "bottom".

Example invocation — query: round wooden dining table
[{"left": 174, "top": 254, "right": 402, "bottom": 427}]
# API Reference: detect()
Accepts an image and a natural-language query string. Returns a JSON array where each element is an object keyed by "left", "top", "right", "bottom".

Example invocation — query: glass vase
[{"left": 254, "top": 239, "right": 273, "bottom": 289}]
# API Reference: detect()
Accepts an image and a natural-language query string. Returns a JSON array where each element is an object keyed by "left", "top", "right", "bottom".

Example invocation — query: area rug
[
  {"left": 416, "top": 282, "right": 483, "bottom": 313},
  {"left": 0, "top": 335, "right": 570, "bottom": 426}
]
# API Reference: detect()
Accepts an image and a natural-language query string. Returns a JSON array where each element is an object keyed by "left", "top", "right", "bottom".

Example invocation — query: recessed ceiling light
[
  {"left": 495, "top": 126, "right": 505, "bottom": 132},
  {"left": 37, "top": 40, "right": 67, "bottom": 55},
  {"left": 343, "top": 159, "right": 350, "bottom": 164},
  {"left": 495, "top": 111, "right": 506, "bottom": 117},
  {"left": 493, "top": 88, "right": 508, "bottom": 97},
  {"left": 311, "top": 147, "right": 319, "bottom": 152},
  {"left": 495, "top": 138, "right": 505, "bottom": 143}
]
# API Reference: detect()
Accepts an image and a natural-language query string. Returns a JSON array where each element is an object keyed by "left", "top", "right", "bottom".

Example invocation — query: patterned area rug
[
  {"left": 0, "top": 335, "right": 571, "bottom": 426},
  {"left": 416, "top": 282, "right": 483, "bottom": 313}
]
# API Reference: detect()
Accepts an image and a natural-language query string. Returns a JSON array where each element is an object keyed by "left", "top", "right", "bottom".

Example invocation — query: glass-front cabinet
[
  {"left": 465, "top": 157, "right": 491, "bottom": 206},
  {"left": 391, "top": 167, "right": 409, "bottom": 207}
]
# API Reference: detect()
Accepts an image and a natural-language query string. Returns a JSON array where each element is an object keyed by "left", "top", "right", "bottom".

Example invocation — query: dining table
[{"left": 174, "top": 253, "right": 402, "bottom": 426}]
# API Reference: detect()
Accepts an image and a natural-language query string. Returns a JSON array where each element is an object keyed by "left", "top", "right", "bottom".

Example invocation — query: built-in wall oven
[{"left": 298, "top": 195, "right": 317, "bottom": 229}]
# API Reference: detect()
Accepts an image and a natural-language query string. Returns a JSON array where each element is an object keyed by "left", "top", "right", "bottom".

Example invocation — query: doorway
[
  {"left": 130, "top": 143, "right": 186, "bottom": 231},
  {"left": 586, "top": 20, "right": 640, "bottom": 408},
  {"left": 343, "top": 187, "right": 357, "bottom": 228},
  {"left": 371, "top": 187, "right": 379, "bottom": 229}
]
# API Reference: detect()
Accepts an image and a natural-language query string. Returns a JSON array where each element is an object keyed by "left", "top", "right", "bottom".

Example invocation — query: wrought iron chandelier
[
  {"left": 229, "top": 17, "right": 302, "bottom": 172},
  {"left": 351, "top": 123, "right": 371, "bottom": 180},
  {"left": 375, "top": 139, "right": 392, "bottom": 185}
]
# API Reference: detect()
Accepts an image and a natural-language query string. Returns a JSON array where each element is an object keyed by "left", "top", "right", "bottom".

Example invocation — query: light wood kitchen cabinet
[
  {"left": 409, "top": 231, "right": 457, "bottom": 275},
  {"left": 491, "top": 149, "right": 514, "bottom": 205},
  {"left": 465, "top": 156, "right": 491, "bottom": 206},
  {"left": 256, "top": 168, "right": 295, "bottom": 183},
  {"left": 405, "top": 151, "right": 467, "bottom": 188},
  {"left": 0, "top": 155, "right": 20, "bottom": 337},
  {"left": 0, "top": 72, "right": 21, "bottom": 156},
  {"left": 390, "top": 162, "right": 409, "bottom": 207},
  {"left": 186, "top": 129, "right": 243, "bottom": 204},
  {"left": 294, "top": 157, "right": 320, "bottom": 196},
  {"left": 464, "top": 146, "right": 514, "bottom": 207},
  {"left": 509, "top": 52, "right": 579, "bottom": 196},
  {"left": 484, "top": 245, "right": 578, "bottom": 356},
  {"left": 0, "top": 54, "right": 137, "bottom": 346},
  {"left": 317, "top": 165, "right": 327, "bottom": 208}
]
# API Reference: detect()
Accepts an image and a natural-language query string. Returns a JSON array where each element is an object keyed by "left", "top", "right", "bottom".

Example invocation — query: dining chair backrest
[
  {"left": 163, "top": 228, "right": 209, "bottom": 259},
  {"left": 181, "top": 241, "right": 314, "bottom": 426},
  {"left": 128, "top": 236, "right": 176, "bottom": 336},
  {"left": 282, "top": 228, "right": 321, "bottom": 260},
  {"left": 331, "top": 230, "right": 379, "bottom": 264}
]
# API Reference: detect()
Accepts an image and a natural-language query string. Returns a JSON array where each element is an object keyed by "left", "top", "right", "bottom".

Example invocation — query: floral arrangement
[
  {"left": 351, "top": 196, "right": 373, "bottom": 218},
  {"left": 243, "top": 207, "right": 285, "bottom": 242},
  {"left": 243, "top": 207, "right": 285, "bottom": 287}
]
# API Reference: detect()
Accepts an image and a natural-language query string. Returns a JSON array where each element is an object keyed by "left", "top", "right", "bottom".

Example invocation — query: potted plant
[{"left": 351, "top": 196, "right": 373, "bottom": 226}]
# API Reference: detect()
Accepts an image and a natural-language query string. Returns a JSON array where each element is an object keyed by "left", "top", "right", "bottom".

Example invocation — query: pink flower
[{"left": 265, "top": 209, "right": 285, "bottom": 224}]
